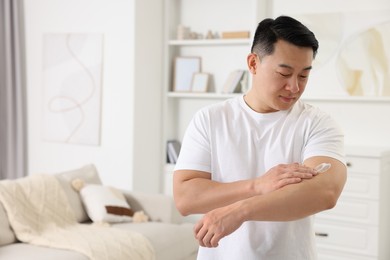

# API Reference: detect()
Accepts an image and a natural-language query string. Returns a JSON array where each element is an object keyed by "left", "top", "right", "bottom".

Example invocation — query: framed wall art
[{"left": 42, "top": 33, "right": 104, "bottom": 145}]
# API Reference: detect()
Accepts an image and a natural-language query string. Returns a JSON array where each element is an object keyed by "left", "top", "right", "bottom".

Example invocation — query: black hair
[{"left": 251, "top": 16, "right": 319, "bottom": 59}]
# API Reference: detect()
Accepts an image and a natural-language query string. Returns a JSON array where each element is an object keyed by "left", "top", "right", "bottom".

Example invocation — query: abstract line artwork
[
  {"left": 42, "top": 33, "right": 104, "bottom": 145},
  {"left": 296, "top": 10, "right": 390, "bottom": 97},
  {"left": 336, "top": 20, "right": 390, "bottom": 96}
]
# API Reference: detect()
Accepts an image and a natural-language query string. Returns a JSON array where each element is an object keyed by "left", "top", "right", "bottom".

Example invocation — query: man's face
[{"left": 248, "top": 40, "right": 314, "bottom": 113}]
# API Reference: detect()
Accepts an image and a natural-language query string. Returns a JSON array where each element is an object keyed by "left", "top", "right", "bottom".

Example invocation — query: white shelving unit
[
  {"left": 162, "top": 0, "right": 270, "bottom": 194},
  {"left": 161, "top": 0, "right": 273, "bottom": 222}
]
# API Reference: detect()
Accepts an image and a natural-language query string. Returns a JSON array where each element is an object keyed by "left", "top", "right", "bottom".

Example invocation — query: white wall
[
  {"left": 132, "top": 0, "right": 163, "bottom": 192},
  {"left": 304, "top": 99, "right": 390, "bottom": 147},
  {"left": 24, "top": 0, "right": 163, "bottom": 191},
  {"left": 24, "top": 0, "right": 390, "bottom": 194},
  {"left": 272, "top": 0, "right": 390, "bottom": 148}
]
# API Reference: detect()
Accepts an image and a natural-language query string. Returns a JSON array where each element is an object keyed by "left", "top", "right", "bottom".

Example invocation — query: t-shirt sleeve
[
  {"left": 303, "top": 111, "right": 346, "bottom": 165},
  {"left": 174, "top": 109, "right": 212, "bottom": 173}
]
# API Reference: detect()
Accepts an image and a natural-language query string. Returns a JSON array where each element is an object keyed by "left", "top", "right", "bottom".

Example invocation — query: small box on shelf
[{"left": 221, "top": 31, "right": 250, "bottom": 39}]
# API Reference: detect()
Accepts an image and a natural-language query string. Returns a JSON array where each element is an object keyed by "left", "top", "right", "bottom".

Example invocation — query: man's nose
[{"left": 286, "top": 78, "right": 300, "bottom": 93}]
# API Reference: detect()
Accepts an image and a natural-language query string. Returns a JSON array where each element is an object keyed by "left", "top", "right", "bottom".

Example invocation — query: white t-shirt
[{"left": 175, "top": 96, "right": 345, "bottom": 260}]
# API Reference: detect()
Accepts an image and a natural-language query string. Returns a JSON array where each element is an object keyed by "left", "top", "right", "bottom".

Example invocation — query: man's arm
[
  {"left": 173, "top": 163, "right": 316, "bottom": 216},
  {"left": 243, "top": 156, "right": 346, "bottom": 221},
  {"left": 194, "top": 156, "right": 347, "bottom": 247}
]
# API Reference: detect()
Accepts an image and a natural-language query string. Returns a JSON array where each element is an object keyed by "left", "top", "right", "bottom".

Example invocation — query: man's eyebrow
[
  {"left": 278, "top": 64, "right": 312, "bottom": 71},
  {"left": 278, "top": 64, "right": 293, "bottom": 69}
]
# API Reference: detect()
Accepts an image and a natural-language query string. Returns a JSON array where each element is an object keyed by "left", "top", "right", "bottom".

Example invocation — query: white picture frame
[
  {"left": 173, "top": 56, "right": 201, "bottom": 92},
  {"left": 191, "top": 73, "right": 209, "bottom": 92}
]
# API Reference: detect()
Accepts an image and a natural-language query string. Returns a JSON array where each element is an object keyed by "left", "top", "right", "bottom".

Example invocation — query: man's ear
[{"left": 247, "top": 53, "right": 258, "bottom": 75}]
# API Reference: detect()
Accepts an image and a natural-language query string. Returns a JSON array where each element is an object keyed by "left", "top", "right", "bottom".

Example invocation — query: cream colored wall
[
  {"left": 272, "top": 0, "right": 390, "bottom": 147},
  {"left": 24, "top": 0, "right": 390, "bottom": 195},
  {"left": 24, "top": 0, "right": 163, "bottom": 192},
  {"left": 172, "top": 0, "right": 390, "bottom": 148}
]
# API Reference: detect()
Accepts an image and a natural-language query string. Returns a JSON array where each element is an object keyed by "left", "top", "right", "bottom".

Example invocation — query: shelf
[
  {"left": 167, "top": 90, "right": 390, "bottom": 101},
  {"left": 167, "top": 92, "right": 242, "bottom": 99},
  {"left": 168, "top": 38, "right": 251, "bottom": 46},
  {"left": 168, "top": 93, "right": 390, "bottom": 102},
  {"left": 302, "top": 95, "right": 390, "bottom": 103}
]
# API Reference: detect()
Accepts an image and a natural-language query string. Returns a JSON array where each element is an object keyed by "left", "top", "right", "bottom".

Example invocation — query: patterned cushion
[
  {"left": 79, "top": 184, "right": 134, "bottom": 223},
  {"left": 55, "top": 164, "right": 102, "bottom": 223}
]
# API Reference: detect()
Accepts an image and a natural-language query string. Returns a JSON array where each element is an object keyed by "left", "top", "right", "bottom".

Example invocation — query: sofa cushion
[
  {"left": 0, "top": 243, "right": 88, "bottom": 260},
  {"left": 113, "top": 222, "right": 198, "bottom": 260},
  {"left": 55, "top": 164, "right": 102, "bottom": 223},
  {"left": 0, "top": 201, "right": 17, "bottom": 246}
]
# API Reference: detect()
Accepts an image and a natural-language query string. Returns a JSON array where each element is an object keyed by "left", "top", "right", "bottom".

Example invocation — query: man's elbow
[
  {"left": 173, "top": 182, "right": 193, "bottom": 216},
  {"left": 174, "top": 196, "right": 192, "bottom": 216},
  {"left": 322, "top": 167, "right": 347, "bottom": 210},
  {"left": 322, "top": 186, "right": 344, "bottom": 210},
  {"left": 323, "top": 192, "right": 338, "bottom": 210}
]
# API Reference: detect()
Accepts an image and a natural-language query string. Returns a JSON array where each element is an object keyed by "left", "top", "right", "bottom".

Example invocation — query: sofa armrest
[{"left": 122, "top": 191, "right": 183, "bottom": 224}]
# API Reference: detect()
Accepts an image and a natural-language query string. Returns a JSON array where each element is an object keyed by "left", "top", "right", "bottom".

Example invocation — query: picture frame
[
  {"left": 191, "top": 73, "right": 209, "bottom": 92},
  {"left": 173, "top": 56, "right": 201, "bottom": 92}
]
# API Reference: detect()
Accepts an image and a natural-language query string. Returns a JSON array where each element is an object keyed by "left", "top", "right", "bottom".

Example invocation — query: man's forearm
[
  {"left": 174, "top": 163, "right": 317, "bottom": 216},
  {"left": 240, "top": 160, "right": 347, "bottom": 222},
  {"left": 174, "top": 170, "right": 257, "bottom": 215}
]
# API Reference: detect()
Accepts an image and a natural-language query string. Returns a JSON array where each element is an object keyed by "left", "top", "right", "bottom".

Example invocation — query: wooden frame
[
  {"left": 173, "top": 56, "right": 201, "bottom": 92},
  {"left": 191, "top": 73, "right": 209, "bottom": 92}
]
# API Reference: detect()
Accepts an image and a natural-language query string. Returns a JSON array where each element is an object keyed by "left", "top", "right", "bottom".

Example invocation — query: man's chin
[{"left": 275, "top": 100, "right": 297, "bottom": 111}]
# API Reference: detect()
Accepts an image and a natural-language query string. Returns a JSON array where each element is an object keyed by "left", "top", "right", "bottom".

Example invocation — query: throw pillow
[
  {"left": 56, "top": 164, "right": 102, "bottom": 223},
  {"left": 72, "top": 179, "right": 134, "bottom": 223}
]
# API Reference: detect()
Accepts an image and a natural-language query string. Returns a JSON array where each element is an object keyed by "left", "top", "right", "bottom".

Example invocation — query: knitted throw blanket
[{"left": 0, "top": 174, "right": 155, "bottom": 260}]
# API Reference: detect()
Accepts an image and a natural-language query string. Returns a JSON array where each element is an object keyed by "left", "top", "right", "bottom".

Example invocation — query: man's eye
[
  {"left": 278, "top": 72, "right": 291, "bottom": 77},
  {"left": 300, "top": 75, "right": 308, "bottom": 79}
]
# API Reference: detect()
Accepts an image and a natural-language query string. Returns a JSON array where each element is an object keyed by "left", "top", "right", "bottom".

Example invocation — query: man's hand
[
  {"left": 254, "top": 163, "right": 316, "bottom": 195},
  {"left": 194, "top": 201, "right": 245, "bottom": 248}
]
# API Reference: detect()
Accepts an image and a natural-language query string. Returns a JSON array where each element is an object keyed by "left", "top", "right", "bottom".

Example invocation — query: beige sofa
[{"left": 0, "top": 165, "right": 198, "bottom": 260}]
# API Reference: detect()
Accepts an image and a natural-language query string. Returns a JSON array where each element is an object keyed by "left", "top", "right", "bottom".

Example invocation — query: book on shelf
[
  {"left": 221, "top": 70, "right": 245, "bottom": 94},
  {"left": 167, "top": 140, "right": 181, "bottom": 164}
]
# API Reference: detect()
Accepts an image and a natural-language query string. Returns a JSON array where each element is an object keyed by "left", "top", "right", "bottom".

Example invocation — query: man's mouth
[{"left": 279, "top": 96, "right": 297, "bottom": 103}]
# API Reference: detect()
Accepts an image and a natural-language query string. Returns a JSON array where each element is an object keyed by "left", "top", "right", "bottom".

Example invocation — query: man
[{"left": 173, "top": 16, "right": 347, "bottom": 260}]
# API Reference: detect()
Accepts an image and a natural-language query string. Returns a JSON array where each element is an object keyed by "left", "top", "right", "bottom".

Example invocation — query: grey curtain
[{"left": 0, "top": 0, "right": 28, "bottom": 179}]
